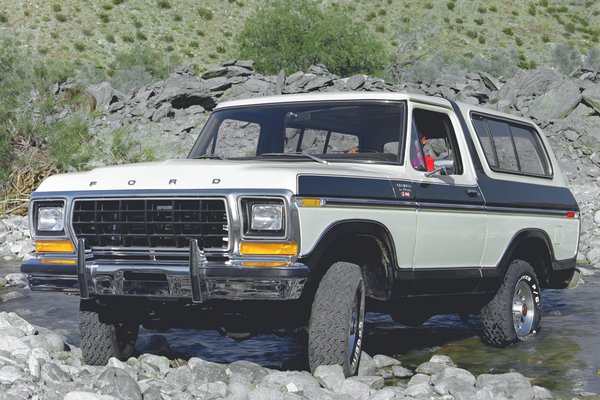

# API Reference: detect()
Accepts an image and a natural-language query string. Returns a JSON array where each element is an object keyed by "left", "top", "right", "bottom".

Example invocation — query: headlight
[
  {"left": 37, "top": 206, "right": 65, "bottom": 232},
  {"left": 241, "top": 198, "right": 286, "bottom": 237},
  {"left": 251, "top": 204, "right": 283, "bottom": 230}
]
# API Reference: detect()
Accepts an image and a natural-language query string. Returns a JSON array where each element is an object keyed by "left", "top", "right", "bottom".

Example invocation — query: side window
[
  {"left": 211, "top": 120, "right": 260, "bottom": 157},
  {"left": 471, "top": 113, "right": 551, "bottom": 177},
  {"left": 410, "top": 109, "right": 462, "bottom": 175}
]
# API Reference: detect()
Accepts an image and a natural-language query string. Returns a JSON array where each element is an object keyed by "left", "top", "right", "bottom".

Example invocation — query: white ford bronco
[{"left": 22, "top": 93, "right": 580, "bottom": 375}]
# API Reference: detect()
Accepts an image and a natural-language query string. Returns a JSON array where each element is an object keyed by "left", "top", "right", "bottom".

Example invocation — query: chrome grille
[{"left": 71, "top": 198, "right": 229, "bottom": 251}]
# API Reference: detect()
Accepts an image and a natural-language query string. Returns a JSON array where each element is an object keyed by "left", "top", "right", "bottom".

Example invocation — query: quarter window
[{"left": 471, "top": 113, "right": 551, "bottom": 177}]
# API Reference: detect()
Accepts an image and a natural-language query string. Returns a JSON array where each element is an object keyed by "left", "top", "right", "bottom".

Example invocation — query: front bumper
[{"left": 21, "top": 240, "right": 308, "bottom": 302}]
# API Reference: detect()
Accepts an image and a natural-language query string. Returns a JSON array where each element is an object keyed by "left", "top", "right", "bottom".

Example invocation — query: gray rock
[
  {"left": 138, "top": 353, "right": 171, "bottom": 375},
  {"left": 314, "top": 364, "right": 345, "bottom": 391},
  {"left": 583, "top": 86, "right": 600, "bottom": 113},
  {"left": 0, "top": 327, "right": 25, "bottom": 338},
  {"left": 347, "top": 75, "right": 366, "bottom": 90},
  {"left": 431, "top": 367, "right": 476, "bottom": 387},
  {"left": 407, "top": 373, "right": 430, "bottom": 386},
  {"left": 0, "top": 365, "right": 24, "bottom": 384},
  {"left": 3, "top": 273, "right": 28, "bottom": 288},
  {"left": 88, "top": 82, "right": 114, "bottom": 110},
  {"left": 186, "top": 381, "right": 227, "bottom": 399},
  {"left": 243, "top": 78, "right": 272, "bottom": 94},
  {"left": 166, "top": 366, "right": 195, "bottom": 390},
  {"left": 201, "top": 66, "right": 252, "bottom": 80},
  {"left": 94, "top": 367, "right": 142, "bottom": 400},
  {"left": 40, "top": 362, "right": 71, "bottom": 384},
  {"left": 0, "top": 312, "right": 36, "bottom": 335},
  {"left": 475, "top": 372, "right": 531, "bottom": 397},
  {"left": 479, "top": 71, "right": 503, "bottom": 91},
  {"left": 259, "top": 370, "right": 321, "bottom": 392},
  {"left": 0, "top": 336, "right": 29, "bottom": 353},
  {"left": 404, "top": 382, "right": 434, "bottom": 398},
  {"left": 21, "top": 333, "right": 66, "bottom": 353},
  {"left": 372, "top": 354, "right": 401, "bottom": 368},
  {"left": 528, "top": 79, "right": 582, "bottom": 120},
  {"left": 512, "top": 387, "right": 535, "bottom": 400},
  {"left": 305, "top": 76, "right": 333, "bottom": 92},
  {"left": 358, "top": 352, "right": 376, "bottom": 376},
  {"left": 339, "top": 378, "right": 371, "bottom": 400},
  {"left": 64, "top": 392, "right": 120, "bottom": 400},
  {"left": 228, "top": 360, "right": 269, "bottom": 384},
  {"left": 415, "top": 361, "right": 448, "bottom": 375},
  {"left": 532, "top": 385, "right": 553, "bottom": 399},
  {"left": 391, "top": 365, "right": 413, "bottom": 378},
  {"left": 348, "top": 375, "right": 384, "bottom": 390}
]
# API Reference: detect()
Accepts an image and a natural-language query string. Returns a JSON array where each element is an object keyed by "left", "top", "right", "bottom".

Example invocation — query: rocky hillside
[{"left": 1, "top": 60, "right": 600, "bottom": 270}]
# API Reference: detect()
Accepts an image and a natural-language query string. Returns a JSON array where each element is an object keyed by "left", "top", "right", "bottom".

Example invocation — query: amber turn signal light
[
  {"left": 35, "top": 240, "right": 75, "bottom": 253},
  {"left": 239, "top": 242, "right": 298, "bottom": 256}
]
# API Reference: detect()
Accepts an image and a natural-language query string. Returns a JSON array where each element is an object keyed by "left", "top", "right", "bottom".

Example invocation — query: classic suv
[{"left": 22, "top": 93, "right": 580, "bottom": 376}]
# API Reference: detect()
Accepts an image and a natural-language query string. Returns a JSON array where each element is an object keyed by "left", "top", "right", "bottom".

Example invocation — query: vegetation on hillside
[{"left": 237, "top": 0, "right": 387, "bottom": 76}]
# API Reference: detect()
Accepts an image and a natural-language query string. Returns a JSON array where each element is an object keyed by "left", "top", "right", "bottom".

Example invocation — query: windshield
[{"left": 189, "top": 101, "right": 405, "bottom": 163}]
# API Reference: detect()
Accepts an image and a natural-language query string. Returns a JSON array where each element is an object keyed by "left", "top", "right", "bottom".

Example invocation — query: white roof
[{"left": 215, "top": 92, "right": 453, "bottom": 110}]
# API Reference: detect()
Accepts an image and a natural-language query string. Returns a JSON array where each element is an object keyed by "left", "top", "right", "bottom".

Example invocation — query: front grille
[{"left": 72, "top": 198, "right": 229, "bottom": 251}]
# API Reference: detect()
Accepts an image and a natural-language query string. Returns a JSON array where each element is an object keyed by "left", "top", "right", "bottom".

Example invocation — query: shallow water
[{"left": 1, "top": 260, "right": 599, "bottom": 396}]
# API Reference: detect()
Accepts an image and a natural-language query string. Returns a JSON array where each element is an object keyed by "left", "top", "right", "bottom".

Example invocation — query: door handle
[{"left": 466, "top": 189, "right": 479, "bottom": 197}]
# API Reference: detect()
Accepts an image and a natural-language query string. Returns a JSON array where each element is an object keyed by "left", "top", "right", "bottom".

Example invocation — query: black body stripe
[
  {"left": 297, "top": 175, "right": 398, "bottom": 200},
  {"left": 413, "top": 182, "right": 483, "bottom": 206}
]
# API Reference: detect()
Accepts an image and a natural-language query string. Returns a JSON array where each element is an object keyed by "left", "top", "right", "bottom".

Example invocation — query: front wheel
[
  {"left": 80, "top": 300, "right": 139, "bottom": 365},
  {"left": 480, "top": 260, "right": 541, "bottom": 347},
  {"left": 308, "top": 262, "right": 365, "bottom": 376}
]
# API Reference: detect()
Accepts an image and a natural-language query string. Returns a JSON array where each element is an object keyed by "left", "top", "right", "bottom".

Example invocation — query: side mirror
[{"left": 425, "top": 159, "right": 454, "bottom": 177}]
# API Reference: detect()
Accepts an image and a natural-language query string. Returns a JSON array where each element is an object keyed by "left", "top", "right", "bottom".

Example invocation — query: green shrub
[
  {"left": 474, "top": 17, "right": 484, "bottom": 25},
  {"left": 551, "top": 43, "right": 581, "bottom": 73},
  {"left": 136, "top": 31, "right": 148, "bottom": 41},
  {"left": 502, "top": 27, "right": 514, "bottom": 36},
  {"left": 539, "top": 0, "right": 548, "bottom": 7},
  {"left": 113, "top": 0, "right": 126, "bottom": 4},
  {"left": 55, "top": 13, "right": 67, "bottom": 22},
  {"left": 106, "top": 33, "right": 116, "bottom": 43},
  {"left": 477, "top": 6, "right": 487, "bottom": 13},
  {"left": 74, "top": 42, "right": 86, "bottom": 52},
  {"left": 133, "top": 19, "right": 143, "bottom": 29},
  {"left": 157, "top": 0, "right": 171, "bottom": 9},
  {"left": 122, "top": 34, "right": 135, "bottom": 43},
  {"left": 0, "top": 13, "right": 7, "bottom": 23},
  {"left": 237, "top": 0, "right": 388, "bottom": 76},
  {"left": 110, "top": 45, "right": 179, "bottom": 83},
  {"left": 478, "top": 35, "right": 486, "bottom": 44},
  {"left": 528, "top": 3, "right": 536, "bottom": 15},
  {"left": 447, "top": 1, "right": 455, "bottom": 11},
  {"left": 173, "top": 13, "right": 183, "bottom": 21},
  {"left": 489, "top": 5, "right": 498, "bottom": 12},
  {"left": 40, "top": 117, "right": 92, "bottom": 172},
  {"left": 515, "top": 37, "right": 523, "bottom": 46},
  {"left": 101, "top": 3, "right": 113, "bottom": 10},
  {"left": 99, "top": 13, "right": 109, "bottom": 23},
  {"left": 52, "top": 4, "right": 62, "bottom": 12},
  {"left": 424, "top": 2, "right": 433, "bottom": 9},
  {"left": 197, "top": 7, "right": 213, "bottom": 20},
  {"left": 466, "top": 30, "right": 478, "bottom": 39},
  {"left": 82, "top": 28, "right": 93, "bottom": 37}
]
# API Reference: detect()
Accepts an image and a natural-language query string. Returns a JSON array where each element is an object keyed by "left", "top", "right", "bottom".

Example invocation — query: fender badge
[
  {"left": 89, "top": 181, "right": 97, "bottom": 187},
  {"left": 212, "top": 179, "right": 221, "bottom": 184},
  {"left": 128, "top": 180, "right": 136, "bottom": 186},
  {"left": 169, "top": 179, "right": 177, "bottom": 185}
]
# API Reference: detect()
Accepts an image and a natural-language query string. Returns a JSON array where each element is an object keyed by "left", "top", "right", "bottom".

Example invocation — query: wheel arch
[
  {"left": 496, "top": 229, "right": 555, "bottom": 288},
  {"left": 300, "top": 219, "right": 398, "bottom": 301}
]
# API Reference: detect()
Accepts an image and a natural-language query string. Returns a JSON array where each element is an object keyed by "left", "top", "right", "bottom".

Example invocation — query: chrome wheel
[
  {"left": 348, "top": 285, "right": 365, "bottom": 374},
  {"left": 512, "top": 280, "right": 535, "bottom": 338}
]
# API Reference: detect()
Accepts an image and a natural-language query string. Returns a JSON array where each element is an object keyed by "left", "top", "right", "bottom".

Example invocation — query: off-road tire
[
  {"left": 80, "top": 300, "right": 139, "bottom": 365},
  {"left": 480, "top": 260, "right": 541, "bottom": 347},
  {"left": 308, "top": 262, "right": 365, "bottom": 377}
]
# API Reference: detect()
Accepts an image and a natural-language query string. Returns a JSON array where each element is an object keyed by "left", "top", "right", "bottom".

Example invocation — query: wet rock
[
  {"left": 228, "top": 360, "right": 269, "bottom": 384},
  {"left": 3, "top": 274, "right": 28, "bottom": 288},
  {"left": 0, "top": 365, "right": 24, "bottom": 384},
  {"left": 0, "top": 312, "right": 36, "bottom": 335},
  {"left": 391, "top": 365, "right": 413, "bottom": 378},
  {"left": 138, "top": 353, "right": 171, "bottom": 375},
  {"left": 348, "top": 375, "right": 384, "bottom": 390},
  {"left": 314, "top": 364, "right": 345, "bottom": 391},
  {"left": 476, "top": 372, "right": 531, "bottom": 397},
  {"left": 358, "top": 352, "right": 376, "bottom": 376},
  {"left": 407, "top": 373, "right": 430, "bottom": 386},
  {"left": 166, "top": 366, "right": 195, "bottom": 390},
  {"left": 404, "top": 381, "right": 435, "bottom": 398},
  {"left": 372, "top": 354, "right": 401, "bottom": 368},
  {"left": 186, "top": 380, "right": 227, "bottom": 399},
  {"left": 339, "top": 378, "right": 372, "bottom": 400}
]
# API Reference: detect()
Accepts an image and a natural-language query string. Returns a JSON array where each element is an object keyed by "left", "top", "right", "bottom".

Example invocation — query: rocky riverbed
[{"left": 0, "top": 310, "right": 558, "bottom": 400}]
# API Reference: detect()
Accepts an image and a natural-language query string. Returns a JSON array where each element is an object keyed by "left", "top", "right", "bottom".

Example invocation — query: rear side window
[{"left": 471, "top": 113, "right": 552, "bottom": 177}]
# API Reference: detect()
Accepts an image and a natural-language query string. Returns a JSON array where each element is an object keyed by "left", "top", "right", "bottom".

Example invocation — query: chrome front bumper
[{"left": 22, "top": 239, "right": 308, "bottom": 302}]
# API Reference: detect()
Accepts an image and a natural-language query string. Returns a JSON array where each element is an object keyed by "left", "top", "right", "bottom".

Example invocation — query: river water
[{"left": 1, "top": 260, "right": 599, "bottom": 397}]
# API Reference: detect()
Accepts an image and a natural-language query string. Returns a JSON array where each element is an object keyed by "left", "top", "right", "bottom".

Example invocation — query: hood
[{"left": 35, "top": 159, "right": 395, "bottom": 194}]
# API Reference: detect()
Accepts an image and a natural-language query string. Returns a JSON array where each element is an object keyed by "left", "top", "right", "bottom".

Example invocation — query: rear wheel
[
  {"left": 308, "top": 262, "right": 365, "bottom": 376},
  {"left": 481, "top": 260, "right": 541, "bottom": 346},
  {"left": 80, "top": 300, "right": 139, "bottom": 365}
]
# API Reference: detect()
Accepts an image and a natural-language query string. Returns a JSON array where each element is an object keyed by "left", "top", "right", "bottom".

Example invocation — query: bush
[
  {"left": 39, "top": 117, "right": 92, "bottom": 172},
  {"left": 237, "top": 0, "right": 388, "bottom": 76},
  {"left": 469, "top": 47, "right": 521, "bottom": 78},
  {"left": 197, "top": 7, "right": 214, "bottom": 20},
  {"left": 584, "top": 47, "right": 600, "bottom": 70},
  {"left": 551, "top": 43, "right": 581, "bottom": 74}
]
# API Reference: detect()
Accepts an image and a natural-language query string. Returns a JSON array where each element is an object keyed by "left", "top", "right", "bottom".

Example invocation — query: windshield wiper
[
  {"left": 260, "top": 152, "right": 329, "bottom": 165},
  {"left": 194, "top": 154, "right": 225, "bottom": 160}
]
